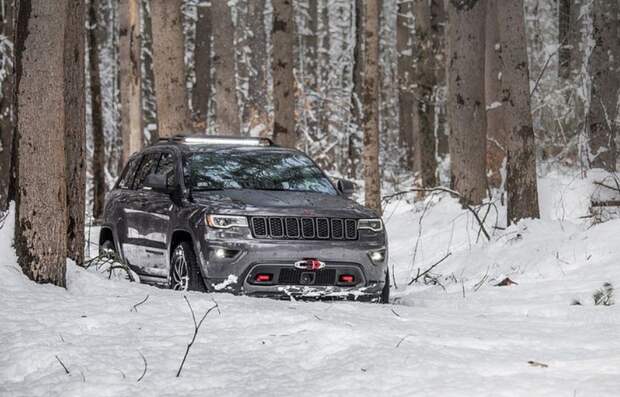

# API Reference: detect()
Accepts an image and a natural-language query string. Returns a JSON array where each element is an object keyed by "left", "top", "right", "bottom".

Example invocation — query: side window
[
  {"left": 156, "top": 152, "right": 177, "bottom": 187},
  {"left": 132, "top": 153, "right": 161, "bottom": 190},
  {"left": 118, "top": 157, "right": 141, "bottom": 189}
]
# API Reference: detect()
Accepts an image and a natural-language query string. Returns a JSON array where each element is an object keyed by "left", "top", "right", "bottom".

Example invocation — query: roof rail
[{"left": 157, "top": 134, "right": 274, "bottom": 146}]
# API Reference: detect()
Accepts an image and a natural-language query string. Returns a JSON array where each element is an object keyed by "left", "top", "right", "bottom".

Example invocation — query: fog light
[
  {"left": 215, "top": 248, "right": 226, "bottom": 258},
  {"left": 368, "top": 249, "right": 386, "bottom": 265}
]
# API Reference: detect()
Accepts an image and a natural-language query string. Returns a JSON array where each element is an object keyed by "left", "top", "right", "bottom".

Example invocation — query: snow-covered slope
[{"left": 1, "top": 175, "right": 620, "bottom": 396}]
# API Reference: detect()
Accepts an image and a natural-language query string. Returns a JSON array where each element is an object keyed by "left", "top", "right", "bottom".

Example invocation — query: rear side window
[
  {"left": 156, "top": 152, "right": 176, "bottom": 187},
  {"left": 118, "top": 157, "right": 141, "bottom": 189},
  {"left": 132, "top": 153, "right": 161, "bottom": 190}
]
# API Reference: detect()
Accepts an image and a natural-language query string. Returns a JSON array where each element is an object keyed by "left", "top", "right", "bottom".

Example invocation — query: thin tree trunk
[
  {"left": 65, "top": 0, "right": 86, "bottom": 264},
  {"left": 485, "top": 0, "right": 505, "bottom": 189},
  {"left": 318, "top": 0, "right": 330, "bottom": 139},
  {"left": 412, "top": 0, "right": 437, "bottom": 188},
  {"left": 119, "top": 0, "right": 142, "bottom": 164},
  {"left": 0, "top": 0, "right": 15, "bottom": 212},
  {"left": 349, "top": 0, "right": 364, "bottom": 179},
  {"left": 362, "top": 0, "right": 381, "bottom": 214},
  {"left": 497, "top": 0, "right": 540, "bottom": 222},
  {"left": 212, "top": 0, "right": 240, "bottom": 134},
  {"left": 587, "top": 0, "right": 619, "bottom": 171},
  {"left": 15, "top": 0, "right": 76, "bottom": 286},
  {"left": 89, "top": 0, "right": 106, "bottom": 221},
  {"left": 431, "top": 0, "right": 448, "bottom": 162},
  {"left": 244, "top": 0, "right": 269, "bottom": 135},
  {"left": 272, "top": 0, "right": 296, "bottom": 147},
  {"left": 192, "top": 1, "right": 211, "bottom": 131},
  {"left": 397, "top": 0, "right": 414, "bottom": 170},
  {"left": 447, "top": 0, "right": 487, "bottom": 205},
  {"left": 150, "top": 0, "right": 191, "bottom": 137},
  {"left": 558, "top": 0, "right": 571, "bottom": 80}
]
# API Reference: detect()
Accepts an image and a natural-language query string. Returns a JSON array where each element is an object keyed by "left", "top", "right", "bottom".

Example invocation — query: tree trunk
[
  {"left": 558, "top": 0, "right": 571, "bottom": 80},
  {"left": 447, "top": 0, "right": 487, "bottom": 205},
  {"left": 431, "top": 0, "right": 448, "bottom": 163},
  {"left": 89, "top": 0, "right": 106, "bottom": 221},
  {"left": 64, "top": 0, "right": 86, "bottom": 264},
  {"left": 485, "top": 0, "right": 505, "bottom": 189},
  {"left": 412, "top": 0, "right": 438, "bottom": 188},
  {"left": 497, "top": 0, "right": 540, "bottom": 223},
  {"left": 119, "top": 0, "right": 142, "bottom": 164},
  {"left": 271, "top": 0, "right": 296, "bottom": 148},
  {"left": 0, "top": 0, "right": 15, "bottom": 212},
  {"left": 349, "top": 0, "right": 364, "bottom": 179},
  {"left": 15, "top": 0, "right": 84, "bottom": 285},
  {"left": 212, "top": 0, "right": 240, "bottom": 134},
  {"left": 244, "top": 0, "right": 269, "bottom": 135},
  {"left": 150, "top": 0, "right": 191, "bottom": 137},
  {"left": 192, "top": 1, "right": 211, "bottom": 131},
  {"left": 397, "top": 0, "right": 414, "bottom": 170},
  {"left": 587, "top": 0, "right": 619, "bottom": 171},
  {"left": 362, "top": 0, "right": 381, "bottom": 214}
]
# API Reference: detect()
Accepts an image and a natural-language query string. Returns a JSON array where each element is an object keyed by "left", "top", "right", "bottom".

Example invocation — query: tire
[
  {"left": 99, "top": 239, "right": 116, "bottom": 257},
  {"left": 379, "top": 269, "right": 390, "bottom": 304},
  {"left": 170, "top": 241, "right": 206, "bottom": 292}
]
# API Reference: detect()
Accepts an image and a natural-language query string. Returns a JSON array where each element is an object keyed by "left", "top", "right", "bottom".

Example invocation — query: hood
[{"left": 191, "top": 189, "right": 377, "bottom": 218}]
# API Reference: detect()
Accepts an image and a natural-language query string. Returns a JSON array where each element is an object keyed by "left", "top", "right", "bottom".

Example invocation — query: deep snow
[{"left": 1, "top": 172, "right": 620, "bottom": 396}]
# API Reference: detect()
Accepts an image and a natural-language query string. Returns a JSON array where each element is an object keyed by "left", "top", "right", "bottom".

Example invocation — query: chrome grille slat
[{"left": 250, "top": 216, "right": 358, "bottom": 240}]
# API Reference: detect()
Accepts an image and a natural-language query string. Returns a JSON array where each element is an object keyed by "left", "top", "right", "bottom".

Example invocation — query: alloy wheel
[{"left": 171, "top": 246, "right": 189, "bottom": 291}]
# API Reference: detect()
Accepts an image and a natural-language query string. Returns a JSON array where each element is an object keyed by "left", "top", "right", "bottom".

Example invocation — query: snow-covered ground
[{"left": 2, "top": 172, "right": 620, "bottom": 396}]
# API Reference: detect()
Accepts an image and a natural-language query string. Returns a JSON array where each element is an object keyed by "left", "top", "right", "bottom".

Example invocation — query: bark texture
[
  {"left": 412, "top": 0, "right": 438, "bottom": 188},
  {"left": 484, "top": 0, "right": 505, "bottom": 189},
  {"left": 447, "top": 0, "right": 487, "bottom": 204},
  {"left": 271, "top": 0, "right": 296, "bottom": 147},
  {"left": 0, "top": 0, "right": 15, "bottom": 212},
  {"left": 244, "top": 0, "right": 269, "bottom": 135},
  {"left": 558, "top": 0, "right": 571, "bottom": 80},
  {"left": 588, "top": 0, "right": 619, "bottom": 171},
  {"left": 64, "top": 0, "right": 86, "bottom": 264},
  {"left": 431, "top": 0, "right": 449, "bottom": 161},
  {"left": 88, "top": 0, "right": 106, "bottom": 221},
  {"left": 192, "top": 1, "right": 211, "bottom": 131},
  {"left": 396, "top": 0, "right": 414, "bottom": 169},
  {"left": 15, "top": 0, "right": 69, "bottom": 285},
  {"left": 362, "top": 0, "right": 381, "bottom": 214},
  {"left": 119, "top": 0, "right": 142, "bottom": 163},
  {"left": 497, "top": 0, "right": 540, "bottom": 222},
  {"left": 212, "top": 0, "right": 240, "bottom": 134},
  {"left": 150, "top": 0, "right": 191, "bottom": 137}
]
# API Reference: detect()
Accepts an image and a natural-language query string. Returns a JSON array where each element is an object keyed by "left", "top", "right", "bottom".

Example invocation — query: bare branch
[
  {"left": 176, "top": 297, "right": 220, "bottom": 377},
  {"left": 55, "top": 355, "right": 70, "bottom": 374},
  {"left": 137, "top": 351, "right": 147, "bottom": 382},
  {"left": 408, "top": 252, "right": 452, "bottom": 286},
  {"left": 131, "top": 295, "right": 150, "bottom": 312}
]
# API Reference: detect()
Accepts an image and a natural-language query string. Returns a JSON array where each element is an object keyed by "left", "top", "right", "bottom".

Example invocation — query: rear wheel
[
  {"left": 170, "top": 241, "right": 206, "bottom": 292},
  {"left": 379, "top": 269, "right": 390, "bottom": 304},
  {"left": 99, "top": 239, "right": 116, "bottom": 257}
]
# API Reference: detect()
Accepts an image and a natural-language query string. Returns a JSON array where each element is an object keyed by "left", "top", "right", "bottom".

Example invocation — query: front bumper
[{"left": 195, "top": 229, "right": 387, "bottom": 300}]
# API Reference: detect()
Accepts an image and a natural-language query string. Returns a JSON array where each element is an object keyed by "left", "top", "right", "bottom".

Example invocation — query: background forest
[{"left": 0, "top": 0, "right": 618, "bottom": 284}]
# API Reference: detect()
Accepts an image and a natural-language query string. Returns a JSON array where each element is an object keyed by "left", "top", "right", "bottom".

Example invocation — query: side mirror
[
  {"left": 337, "top": 179, "right": 355, "bottom": 198},
  {"left": 144, "top": 174, "right": 169, "bottom": 193}
]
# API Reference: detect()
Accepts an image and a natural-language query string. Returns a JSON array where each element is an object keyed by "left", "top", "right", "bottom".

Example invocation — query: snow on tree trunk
[
  {"left": 447, "top": 0, "right": 487, "bottom": 205},
  {"left": 119, "top": 0, "right": 142, "bottom": 163},
  {"left": 362, "top": 0, "right": 381, "bottom": 214},
  {"left": 396, "top": 0, "right": 414, "bottom": 171},
  {"left": 587, "top": 0, "right": 619, "bottom": 172},
  {"left": 0, "top": 0, "right": 15, "bottom": 212},
  {"left": 485, "top": 0, "right": 505, "bottom": 190},
  {"left": 150, "top": 0, "right": 192, "bottom": 137},
  {"left": 15, "top": 0, "right": 85, "bottom": 285},
  {"left": 272, "top": 0, "right": 296, "bottom": 148},
  {"left": 88, "top": 0, "right": 106, "bottom": 221},
  {"left": 497, "top": 0, "right": 540, "bottom": 223},
  {"left": 412, "top": 0, "right": 438, "bottom": 189},
  {"left": 192, "top": 0, "right": 211, "bottom": 131}
]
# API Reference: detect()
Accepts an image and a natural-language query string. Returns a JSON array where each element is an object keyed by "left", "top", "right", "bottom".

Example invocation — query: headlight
[
  {"left": 358, "top": 218, "right": 383, "bottom": 232},
  {"left": 206, "top": 214, "right": 249, "bottom": 229}
]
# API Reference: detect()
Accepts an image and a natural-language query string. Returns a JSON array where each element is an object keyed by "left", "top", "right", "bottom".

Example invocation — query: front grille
[
  {"left": 278, "top": 268, "right": 337, "bottom": 285},
  {"left": 250, "top": 216, "right": 358, "bottom": 240}
]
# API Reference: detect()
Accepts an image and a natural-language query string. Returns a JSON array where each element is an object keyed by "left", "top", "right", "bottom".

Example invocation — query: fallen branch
[
  {"left": 131, "top": 295, "right": 150, "bottom": 312},
  {"left": 55, "top": 355, "right": 70, "bottom": 374},
  {"left": 137, "top": 351, "right": 147, "bottom": 382},
  {"left": 383, "top": 187, "right": 491, "bottom": 241},
  {"left": 176, "top": 296, "right": 220, "bottom": 377},
  {"left": 408, "top": 252, "right": 452, "bottom": 286}
]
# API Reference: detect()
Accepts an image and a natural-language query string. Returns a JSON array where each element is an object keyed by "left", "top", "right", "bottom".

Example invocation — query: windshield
[{"left": 185, "top": 150, "right": 337, "bottom": 195}]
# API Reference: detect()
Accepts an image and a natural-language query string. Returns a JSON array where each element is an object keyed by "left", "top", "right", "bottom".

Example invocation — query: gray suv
[{"left": 100, "top": 135, "right": 389, "bottom": 302}]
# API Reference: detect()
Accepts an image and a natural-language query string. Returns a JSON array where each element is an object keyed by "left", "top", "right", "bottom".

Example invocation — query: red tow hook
[{"left": 294, "top": 258, "right": 326, "bottom": 270}]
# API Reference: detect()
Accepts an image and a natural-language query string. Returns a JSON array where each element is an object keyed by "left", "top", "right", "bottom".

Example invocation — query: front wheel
[
  {"left": 170, "top": 241, "right": 206, "bottom": 292},
  {"left": 379, "top": 269, "right": 390, "bottom": 304}
]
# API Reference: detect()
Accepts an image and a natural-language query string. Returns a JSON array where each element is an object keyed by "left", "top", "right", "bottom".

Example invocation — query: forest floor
[{"left": 1, "top": 170, "right": 620, "bottom": 396}]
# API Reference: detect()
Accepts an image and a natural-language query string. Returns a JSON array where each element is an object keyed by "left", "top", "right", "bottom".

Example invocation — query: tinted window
[
  {"left": 118, "top": 157, "right": 141, "bottom": 189},
  {"left": 186, "top": 149, "right": 337, "bottom": 195},
  {"left": 132, "top": 153, "right": 161, "bottom": 190},
  {"left": 156, "top": 152, "right": 176, "bottom": 187}
]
